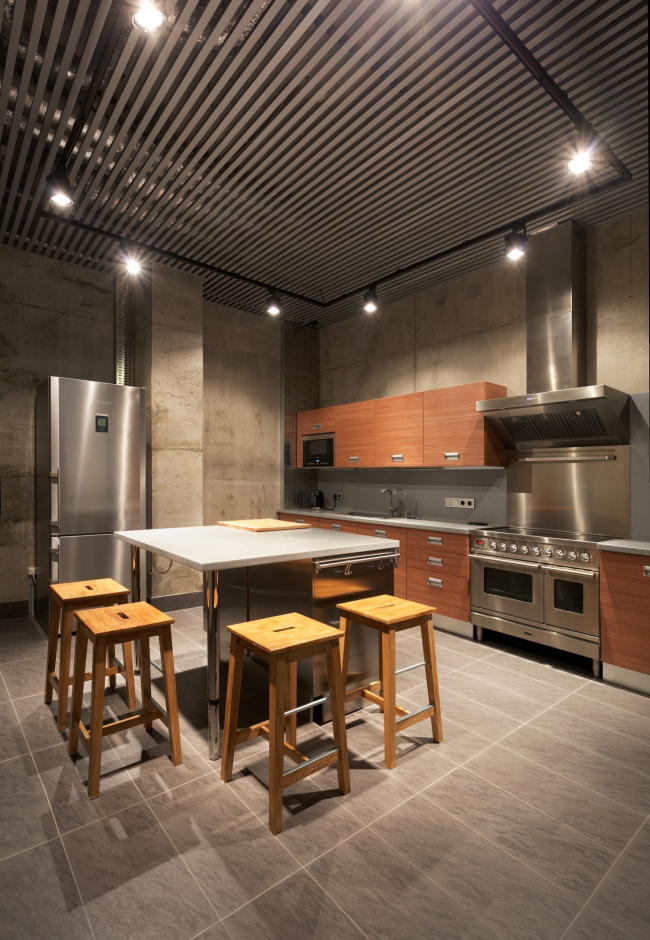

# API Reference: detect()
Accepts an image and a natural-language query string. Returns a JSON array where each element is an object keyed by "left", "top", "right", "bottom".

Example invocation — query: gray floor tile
[
  {"left": 308, "top": 827, "right": 499, "bottom": 940},
  {"left": 193, "top": 923, "right": 231, "bottom": 940},
  {"left": 176, "top": 623, "right": 207, "bottom": 646},
  {"left": 556, "top": 693, "right": 650, "bottom": 746},
  {"left": 0, "top": 616, "right": 41, "bottom": 639},
  {"left": 372, "top": 793, "right": 580, "bottom": 940},
  {"left": 589, "top": 819, "right": 650, "bottom": 939},
  {"left": 561, "top": 906, "right": 635, "bottom": 940},
  {"left": 63, "top": 802, "right": 216, "bottom": 940},
  {"left": 0, "top": 629, "right": 48, "bottom": 664},
  {"left": 0, "top": 671, "right": 9, "bottom": 703},
  {"left": 488, "top": 650, "right": 591, "bottom": 692},
  {"left": 33, "top": 741, "right": 143, "bottom": 834},
  {"left": 150, "top": 774, "right": 299, "bottom": 917},
  {"left": 440, "top": 670, "right": 550, "bottom": 721},
  {"left": 464, "top": 744, "right": 644, "bottom": 852},
  {"left": 434, "top": 629, "right": 502, "bottom": 659},
  {"left": 577, "top": 680, "right": 650, "bottom": 719},
  {"left": 397, "top": 690, "right": 495, "bottom": 762},
  {"left": 0, "top": 753, "right": 58, "bottom": 859},
  {"left": 459, "top": 658, "right": 578, "bottom": 706},
  {"left": 312, "top": 752, "right": 414, "bottom": 824},
  {"left": 422, "top": 767, "right": 616, "bottom": 900},
  {"left": 148, "top": 631, "right": 205, "bottom": 662},
  {"left": 502, "top": 722, "right": 650, "bottom": 814},
  {"left": 428, "top": 686, "right": 522, "bottom": 741},
  {"left": 13, "top": 693, "right": 83, "bottom": 751},
  {"left": 0, "top": 839, "right": 92, "bottom": 939},
  {"left": 223, "top": 868, "right": 366, "bottom": 940},
  {"left": 168, "top": 608, "right": 205, "bottom": 630},
  {"left": 0, "top": 654, "right": 49, "bottom": 700},
  {"left": 0, "top": 700, "right": 30, "bottom": 761}
]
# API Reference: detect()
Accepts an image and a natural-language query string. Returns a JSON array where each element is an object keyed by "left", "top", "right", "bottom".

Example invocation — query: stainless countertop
[
  {"left": 277, "top": 508, "right": 480, "bottom": 535},
  {"left": 115, "top": 524, "right": 399, "bottom": 571},
  {"left": 597, "top": 539, "right": 650, "bottom": 557}
]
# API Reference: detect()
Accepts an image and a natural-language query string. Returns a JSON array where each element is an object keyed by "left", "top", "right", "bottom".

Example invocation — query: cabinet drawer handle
[
  {"left": 392, "top": 455, "right": 403, "bottom": 462},
  {"left": 375, "top": 529, "right": 387, "bottom": 537},
  {"left": 332, "top": 524, "right": 342, "bottom": 531},
  {"left": 428, "top": 577, "right": 443, "bottom": 588},
  {"left": 428, "top": 557, "right": 442, "bottom": 566},
  {"left": 645, "top": 567, "right": 650, "bottom": 578},
  {"left": 313, "top": 422, "right": 322, "bottom": 429},
  {"left": 348, "top": 456, "right": 359, "bottom": 463},
  {"left": 427, "top": 536, "right": 443, "bottom": 545},
  {"left": 296, "top": 518, "right": 305, "bottom": 524},
  {"left": 444, "top": 452, "right": 460, "bottom": 460}
]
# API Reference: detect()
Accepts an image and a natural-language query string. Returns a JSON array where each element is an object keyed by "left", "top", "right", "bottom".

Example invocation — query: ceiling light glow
[
  {"left": 126, "top": 258, "right": 141, "bottom": 275},
  {"left": 46, "top": 170, "right": 73, "bottom": 207},
  {"left": 266, "top": 294, "right": 281, "bottom": 316},
  {"left": 363, "top": 288, "right": 378, "bottom": 313},
  {"left": 133, "top": 2, "right": 166, "bottom": 31},
  {"left": 567, "top": 153, "right": 592, "bottom": 175},
  {"left": 505, "top": 230, "right": 527, "bottom": 261}
]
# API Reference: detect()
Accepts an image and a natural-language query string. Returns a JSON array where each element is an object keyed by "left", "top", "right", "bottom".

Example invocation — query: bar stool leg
[
  {"left": 140, "top": 636, "right": 153, "bottom": 730},
  {"left": 56, "top": 610, "right": 74, "bottom": 731},
  {"left": 121, "top": 640, "right": 138, "bottom": 710},
  {"left": 108, "top": 644, "right": 117, "bottom": 689},
  {"left": 68, "top": 627, "right": 88, "bottom": 757},
  {"left": 325, "top": 645, "right": 350, "bottom": 795},
  {"left": 377, "top": 631, "right": 384, "bottom": 713},
  {"left": 44, "top": 596, "right": 61, "bottom": 705},
  {"left": 268, "top": 656, "right": 286, "bottom": 835},
  {"left": 221, "top": 637, "right": 244, "bottom": 783},
  {"left": 160, "top": 626, "right": 183, "bottom": 766},
  {"left": 381, "top": 630, "right": 397, "bottom": 769},
  {"left": 285, "top": 661, "right": 298, "bottom": 747},
  {"left": 421, "top": 615, "right": 443, "bottom": 743},
  {"left": 339, "top": 615, "right": 353, "bottom": 700},
  {"left": 88, "top": 639, "right": 107, "bottom": 799}
]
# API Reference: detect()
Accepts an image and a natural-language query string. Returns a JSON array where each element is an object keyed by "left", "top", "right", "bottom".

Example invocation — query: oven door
[
  {"left": 470, "top": 554, "right": 544, "bottom": 624},
  {"left": 543, "top": 565, "right": 600, "bottom": 637}
]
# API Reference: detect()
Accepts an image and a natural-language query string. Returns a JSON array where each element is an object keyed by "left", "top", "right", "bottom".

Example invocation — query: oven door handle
[
  {"left": 544, "top": 565, "right": 598, "bottom": 578},
  {"left": 469, "top": 554, "right": 541, "bottom": 571}
]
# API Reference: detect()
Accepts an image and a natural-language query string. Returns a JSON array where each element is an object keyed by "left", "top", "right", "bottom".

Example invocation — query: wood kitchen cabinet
[
  {"left": 357, "top": 522, "right": 407, "bottom": 597},
  {"left": 406, "top": 528, "right": 470, "bottom": 620},
  {"left": 317, "top": 518, "right": 358, "bottom": 534},
  {"left": 278, "top": 512, "right": 311, "bottom": 525},
  {"left": 335, "top": 400, "right": 375, "bottom": 467},
  {"left": 374, "top": 392, "right": 423, "bottom": 467},
  {"left": 423, "top": 382, "right": 507, "bottom": 467},
  {"left": 296, "top": 407, "right": 336, "bottom": 468},
  {"left": 601, "top": 551, "right": 650, "bottom": 675}
]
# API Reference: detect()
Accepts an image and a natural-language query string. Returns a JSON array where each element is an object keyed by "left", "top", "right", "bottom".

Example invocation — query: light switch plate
[{"left": 445, "top": 497, "right": 475, "bottom": 509}]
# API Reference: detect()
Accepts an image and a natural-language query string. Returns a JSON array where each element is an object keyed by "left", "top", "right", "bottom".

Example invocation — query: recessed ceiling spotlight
[
  {"left": 363, "top": 288, "right": 378, "bottom": 313},
  {"left": 567, "top": 152, "right": 592, "bottom": 175},
  {"left": 125, "top": 257, "right": 141, "bottom": 275},
  {"left": 266, "top": 294, "right": 281, "bottom": 316},
  {"left": 121, "top": 239, "right": 141, "bottom": 275},
  {"left": 46, "top": 169, "right": 73, "bottom": 207},
  {"left": 132, "top": 1, "right": 166, "bottom": 32},
  {"left": 505, "top": 230, "right": 527, "bottom": 261}
]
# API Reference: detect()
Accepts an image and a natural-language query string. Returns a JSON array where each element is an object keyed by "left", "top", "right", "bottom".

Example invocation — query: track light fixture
[
  {"left": 45, "top": 168, "right": 74, "bottom": 208},
  {"left": 132, "top": 1, "right": 166, "bottom": 32},
  {"left": 505, "top": 229, "right": 527, "bottom": 261},
  {"left": 566, "top": 152, "right": 592, "bottom": 175},
  {"left": 266, "top": 294, "right": 281, "bottom": 316},
  {"left": 121, "top": 239, "right": 141, "bottom": 275},
  {"left": 363, "top": 288, "right": 378, "bottom": 313}
]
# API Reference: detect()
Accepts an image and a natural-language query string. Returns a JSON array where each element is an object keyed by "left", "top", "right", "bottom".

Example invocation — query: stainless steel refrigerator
[{"left": 35, "top": 377, "right": 146, "bottom": 631}]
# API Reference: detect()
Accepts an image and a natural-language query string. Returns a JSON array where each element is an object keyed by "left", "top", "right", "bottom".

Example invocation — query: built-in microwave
[{"left": 302, "top": 433, "right": 335, "bottom": 467}]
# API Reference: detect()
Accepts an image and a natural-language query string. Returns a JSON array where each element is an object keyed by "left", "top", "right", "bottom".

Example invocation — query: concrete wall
[
  {"left": 0, "top": 245, "right": 115, "bottom": 615},
  {"left": 203, "top": 301, "right": 282, "bottom": 523},
  {"left": 135, "top": 263, "right": 204, "bottom": 602},
  {"left": 320, "top": 208, "right": 649, "bottom": 405}
]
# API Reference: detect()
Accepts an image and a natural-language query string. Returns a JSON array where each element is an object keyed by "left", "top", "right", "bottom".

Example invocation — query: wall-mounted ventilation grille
[
  {"left": 115, "top": 274, "right": 135, "bottom": 386},
  {"left": 283, "top": 323, "right": 319, "bottom": 508},
  {"left": 502, "top": 409, "right": 608, "bottom": 443}
]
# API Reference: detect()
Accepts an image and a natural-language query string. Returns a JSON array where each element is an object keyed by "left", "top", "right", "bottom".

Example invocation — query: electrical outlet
[
  {"left": 445, "top": 497, "right": 475, "bottom": 509},
  {"left": 334, "top": 492, "right": 343, "bottom": 500}
]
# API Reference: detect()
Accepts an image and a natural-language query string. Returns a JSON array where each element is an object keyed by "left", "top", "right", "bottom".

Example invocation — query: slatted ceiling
[{"left": 1, "top": 2, "right": 646, "bottom": 326}]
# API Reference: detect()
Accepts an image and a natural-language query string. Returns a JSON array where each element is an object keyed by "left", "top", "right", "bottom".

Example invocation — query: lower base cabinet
[
  {"left": 406, "top": 566, "right": 470, "bottom": 621},
  {"left": 601, "top": 550, "right": 650, "bottom": 675}
]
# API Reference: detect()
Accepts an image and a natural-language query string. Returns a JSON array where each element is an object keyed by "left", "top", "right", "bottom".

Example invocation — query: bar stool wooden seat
[
  {"left": 220, "top": 612, "right": 351, "bottom": 835},
  {"left": 68, "top": 602, "right": 182, "bottom": 799},
  {"left": 44, "top": 579, "right": 137, "bottom": 731},
  {"left": 337, "top": 595, "right": 443, "bottom": 769}
]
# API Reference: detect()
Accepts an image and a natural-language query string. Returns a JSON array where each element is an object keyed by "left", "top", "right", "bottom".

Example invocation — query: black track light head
[
  {"left": 504, "top": 229, "right": 527, "bottom": 261},
  {"left": 363, "top": 287, "right": 378, "bottom": 313},
  {"left": 45, "top": 169, "right": 73, "bottom": 208},
  {"left": 266, "top": 294, "right": 282, "bottom": 316}
]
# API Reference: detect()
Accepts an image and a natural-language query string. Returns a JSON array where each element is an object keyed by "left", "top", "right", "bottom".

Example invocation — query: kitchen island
[{"left": 115, "top": 524, "right": 399, "bottom": 758}]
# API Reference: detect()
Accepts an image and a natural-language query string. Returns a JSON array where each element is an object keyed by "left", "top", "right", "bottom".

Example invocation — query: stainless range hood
[{"left": 477, "top": 221, "right": 630, "bottom": 449}]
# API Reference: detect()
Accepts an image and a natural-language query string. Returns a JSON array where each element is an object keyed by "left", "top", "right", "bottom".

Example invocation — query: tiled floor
[{"left": 1, "top": 607, "right": 649, "bottom": 940}]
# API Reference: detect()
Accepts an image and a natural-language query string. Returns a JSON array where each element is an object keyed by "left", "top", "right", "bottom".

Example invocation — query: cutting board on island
[{"left": 216, "top": 518, "right": 311, "bottom": 531}]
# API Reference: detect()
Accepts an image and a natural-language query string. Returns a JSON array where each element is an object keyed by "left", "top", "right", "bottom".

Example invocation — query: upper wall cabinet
[
  {"left": 335, "top": 400, "right": 375, "bottom": 467},
  {"left": 297, "top": 406, "right": 336, "bottom": 440},
  {"left": 374, "top": 393, "right": 423, "bottom": 467},
  {"left": 423, "top": 382, "right": 507, "bottom": 467}
]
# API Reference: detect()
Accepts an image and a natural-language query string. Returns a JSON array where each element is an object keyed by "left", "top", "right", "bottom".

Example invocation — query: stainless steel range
[{"left": 470, "top": 527, "right": 603, "bottom": 675}]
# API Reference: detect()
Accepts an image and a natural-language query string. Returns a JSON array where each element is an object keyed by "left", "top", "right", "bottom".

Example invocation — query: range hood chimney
[{"left": 477, "top": 220, "right": 630, "bottom": 448}]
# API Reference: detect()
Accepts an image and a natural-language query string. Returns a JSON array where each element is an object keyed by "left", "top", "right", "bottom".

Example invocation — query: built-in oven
[
  {"left": 543, "top": 565, "right": 599, "bottom": 636},
  {"left": 470, "top": 554, "right": 544, "bottom": 624},
  {"left": 302, "top": 432, "right": 335, "bottom": 467}
]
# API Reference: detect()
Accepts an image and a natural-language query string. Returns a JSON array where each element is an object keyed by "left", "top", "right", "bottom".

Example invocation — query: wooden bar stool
[
  {"left": 44, "top": 579, "right": 137, "bottom": 731},
  {"left": 68, "top": 602, "right": 182, "bottom": 799},
  {"left": 220, "top": 612, "right": 351, "bottom": 835},
  {"left": 337, "top": 595, "right": 443, "bottom": 769}
]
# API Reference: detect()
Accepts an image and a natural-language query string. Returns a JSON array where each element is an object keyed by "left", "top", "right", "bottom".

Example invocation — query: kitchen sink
[{"left": 346, "top": 511, "right": 391, "bottom": 519}]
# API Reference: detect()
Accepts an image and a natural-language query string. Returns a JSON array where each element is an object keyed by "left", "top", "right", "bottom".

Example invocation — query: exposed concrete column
[{"left": 135, "top": 262, "right": 204, "bottom": 604}]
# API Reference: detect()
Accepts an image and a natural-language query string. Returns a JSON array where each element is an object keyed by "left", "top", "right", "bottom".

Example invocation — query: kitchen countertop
[
  {"left": 277, "top": 508, "right": 482, "bottom": 535},
  {"left": 115, "top": 525, "right": 399, "bottom": 571},
  {"left": 597, "top": 539, "right": 650, "bottom": 557}
]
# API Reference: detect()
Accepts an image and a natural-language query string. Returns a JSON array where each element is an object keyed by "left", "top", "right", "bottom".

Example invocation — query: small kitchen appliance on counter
[{"left": 311, "top": 490, "right": 325, "bottom": 509}]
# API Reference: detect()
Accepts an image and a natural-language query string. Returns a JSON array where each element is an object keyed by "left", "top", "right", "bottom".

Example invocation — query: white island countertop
[{"left": 115, "top": 525, "right": 399, "bottom": 571}]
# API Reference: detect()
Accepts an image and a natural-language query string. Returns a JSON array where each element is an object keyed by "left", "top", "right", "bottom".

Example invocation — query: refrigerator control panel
[{"left": 95, "top": 414, "right": 109, "bottom": 432}]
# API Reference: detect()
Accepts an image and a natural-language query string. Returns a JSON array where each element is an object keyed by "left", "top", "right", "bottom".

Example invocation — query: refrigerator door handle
[{"left": 49, "top": 469, "right": 60, "bottom": 526}]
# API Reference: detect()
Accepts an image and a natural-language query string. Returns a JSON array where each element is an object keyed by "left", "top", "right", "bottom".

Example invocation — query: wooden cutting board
[{"left": 216, "top": 518, "right": 311, "bottom": 532}]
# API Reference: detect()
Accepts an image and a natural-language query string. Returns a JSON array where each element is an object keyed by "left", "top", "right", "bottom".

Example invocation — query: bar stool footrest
[
  {"left": 395, "top": 704, "right": 436, "bottom": 731},
  {"left": 282, "top": 747, "right": 339, "bottom": 787}
]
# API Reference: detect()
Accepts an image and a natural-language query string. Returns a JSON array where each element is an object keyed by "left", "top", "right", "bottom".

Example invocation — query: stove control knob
[
  {"left": 499, "top": 542, "right": 508, "bottom": 551},
  {"left": 489, "top": 540, "right": 498, "bottom": 549},
  {"left": 567, "top": 550, "right": 577, "bottom": 561},
  {"left": 555, "top": 549, "right": 565, "bottom": 559},
  {"left": 580, "top": 552, "right": 591, "bottom": 563},
  {"left": 531, "top": 546, "right": 540, "bottom": 556},
  {"left": 520, "top": 544, "right": 529, "bottom": 554},
  {"left": 544, "top": 547, "right": 553, "bottom": 557},
  {"left": 509, "top": 543, "right": 518, "bottom": 553}
]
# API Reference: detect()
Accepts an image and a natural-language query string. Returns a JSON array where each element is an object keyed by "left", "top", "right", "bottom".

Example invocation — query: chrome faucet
[
  {"left": 381, "top": 488, "right": 397, "bottom": 516},
  {"left": 394, "top": 488, "right": 409, "bottom": 517}
]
